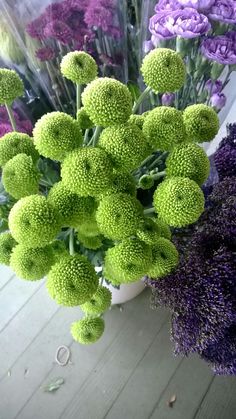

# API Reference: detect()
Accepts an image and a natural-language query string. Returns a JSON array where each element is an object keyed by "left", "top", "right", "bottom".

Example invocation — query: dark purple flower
[
  {"left": 165, "top": 7, "right": 211, "bottom": 38},
  {"left": 35, "top": 47, "right": 56, "bottom": 62},
  {"left": 64, "top": 0, "right": 88, "bottom": 11},
  {"left": 18, "top": 120, "right": 33, "bottom": 135},
  {"left": 214, "top": 127, "right": 236, "bottom": 180},
  {"left": 84, "top": 2, "right": 114, "bottom": 32},
  {"left": 149, "top": 12, "right": 177, "bottom": 40},
  {"left": 210, "top": 177, "right": 236, "bottom": 203},
  {"left": 26, "top": 16, "right": 47, "bottom": 40},
  {"left": 208, "top": 0, "right": 236, "bottom": 24},
  {"left": 44, "top": 20, "right": 73, "bottom": 44},
  {"left": 162, "top": 92, "right": 175, "bottom": 105},
  {"left": 226, "top": 31, "right": 236, "bottom": 43},
  {"left": 177, "top": 0, "right": 215, "bottom": 9},
  {"left": 201, "top": 35, "right": 236, "bottom": 65},
  {"left": 44, "top": 2, "right": 71, "bottom": 21},
  {"left": 155, "top": 0, "right": 182, "bottom": 11},
  {"left": 205, "top": 79, "right": 223, "bottom": 94},
  {"left": 0, "top": 123, "right": 12, "bottom": 138},
  {"left": 210, "top": 92, "right": 226, "bottom": 110}
]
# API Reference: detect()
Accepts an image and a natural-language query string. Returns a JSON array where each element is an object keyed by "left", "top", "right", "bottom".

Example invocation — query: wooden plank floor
[{"left": 0, "top": 268, "right": 236, "bottom": 419}]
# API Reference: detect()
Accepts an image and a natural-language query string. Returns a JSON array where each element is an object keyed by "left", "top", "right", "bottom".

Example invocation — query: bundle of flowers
[
  {"left": 143, "top": 0, "right": 236, "bottom": 112},
  {"left": 148, "top": 124, "right": 236, "bottom": 374},
  {"left": 0, "top": 47, "right": 219, "bottom": 345}
]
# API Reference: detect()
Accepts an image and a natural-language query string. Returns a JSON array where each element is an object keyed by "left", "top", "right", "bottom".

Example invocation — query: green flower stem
[
  {"left": 91, "top": 126, "right": 102, "bottom": 146},
  {"left": 151, "top": 171, "right": 166, "bottom": 180},
  {"left": 148, "top": 152, "right": 168, "bottom": 170},
  {"left": 5, "top": 103, "right": 16, "bottom": 131},
  {"left": 132, "top": 86, "right": 152, "bottom": 114},
  {"left": 83, "top": 129, "right": 90, "bottom": 145},
  {"left": 69, "top": 229, "right": 75, "bottom": 256},
  {"left": 76, "top": 84, "right": 82, "bottom": 115},
  {"left": 222, "top": 66, "right": 232, "bottom": 90},
  {"left": 144, "top": 207, "right": 156, "bottom": 215}
]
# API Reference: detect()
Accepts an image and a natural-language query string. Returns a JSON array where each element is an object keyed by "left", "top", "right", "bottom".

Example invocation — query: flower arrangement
[
  {"left": 148, "top": 124, "right": 236, "bottom": 374},
  {"left": 0, "top": 47, "right": 219, "bottom": 345}
]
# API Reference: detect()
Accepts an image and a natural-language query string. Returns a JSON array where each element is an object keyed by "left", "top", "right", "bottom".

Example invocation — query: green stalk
[
  {"left": 76, "top": 84, "right": 82, "bottom": 115},
  {"left": 144, "top": 207, "right": 156, "bottom": 215},
  {"left": 91, "top": 126, "right": 102, "bottom": 147},
  {"left": 132, "top": 86, "right": 152, "bottom": 113},
  {"left": 5, "top": 103, "right": 16, "bottom": 131},
  {"left": 148, "top": 152, "right": 168, "bottom": 170},
  {"left": 69, "top": 229, "right": 75, "bottom": 256},
  {"left": 151, "top": 171, "right": 166, "bottom": 180}
]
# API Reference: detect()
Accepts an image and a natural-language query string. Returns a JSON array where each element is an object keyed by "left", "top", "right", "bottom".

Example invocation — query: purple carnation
[
  {"left": 205, "top": 79, "right": 223, "bottom": 94},
  {"left": 226, "top": 30, "right": 236, "bottom": 43},
  {"left": 208, "top": 0, "right": 236, "bottom": 24},
  {"left": 35, "top": 47, "right": 56, "bottom": 62},
  {"left": 162, "top": 92, "right": 175, "bottom": 105},
  {"left": 44, "top": 20, "right": 73, "bottom": 44},
  {"left": 149, "top": 12, "right": 176, "bottom": 40},
  {"left": 210, "top": 92, "right": 226, "bottom": 110},
  {"left": 155, "top": 0, "right": 182, "bottom": 11},
  {"left": 177, "top": 0, "right": 214, "bottom": 9},
  {"left": 201, "top": 35, "right": 236, "bottom": 65},
  {"left": 165, "top": 7, "right": 211, "bottom": 38}
]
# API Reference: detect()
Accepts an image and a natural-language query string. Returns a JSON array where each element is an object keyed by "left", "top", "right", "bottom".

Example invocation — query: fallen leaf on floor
[
  {"left": 7, "top": 370, "right": 11, "bottom": 377},
  {"left": 167, "top": 394, "right": 177, "bottom": 408},
  {"left": 41, "top": 377, "right": 64, "bottom": 393}
]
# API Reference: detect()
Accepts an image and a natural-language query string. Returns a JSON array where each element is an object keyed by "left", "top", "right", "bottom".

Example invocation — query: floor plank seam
[
  {"left": 0, "top": 273, "right": 16, "bottom": 292},
  {"left": 192, "top": 375, "right": 215, "bottom": 419}
]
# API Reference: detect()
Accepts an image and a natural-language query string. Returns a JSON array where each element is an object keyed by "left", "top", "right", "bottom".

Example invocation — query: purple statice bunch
[
  {"left": 0, "top": 106, "right": 33, "bottom": 138},
  {"left": 214, "top": 123, "right": 236, "bottom": 180}
]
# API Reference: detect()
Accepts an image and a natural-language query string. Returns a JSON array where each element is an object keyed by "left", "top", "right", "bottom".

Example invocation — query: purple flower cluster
[
  {"left": 0, "top": 106, "right": 33, "bottom": 138},
  {"left": 214, "top": 123, "right": 236, "bottom": 180}
]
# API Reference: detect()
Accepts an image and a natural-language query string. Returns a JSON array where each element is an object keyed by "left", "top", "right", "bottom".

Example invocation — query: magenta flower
[
  {"left": 210, "top": 92, "right": 227, "bottom": 110},
  {"left": 26, "top": 16, "right": 47, "bottom": 40},
  {"left": 208, "top": 0, "right": 236, "bottom": 24},
  {"left": 205, "top": 79, "right": 223, "bottom": 94},
  {"left": 165, "top": 8, "right": 211, "bottom": 38},
  {"left": 64, "top": 0, "right": 89, "bottom": 12},
  {"left": 177, "top": 0, "right": 215, "bottom": 9},
  {"left": 35, "top": 47, "right": 56, "bottom": 62},
  {"left": 44, "top": 2, "right": 71, "bottom": 22},
  {"left": 0, "top": 123, "right": 12, "bottom": 137},
  {"left": 84, "top": 2, "right": 114, "bottom": 32},
  {"left": 44, "top": 20, "right": 73, "bottom": 44},
  {"left": 155, "top": 0, "right": 182, "bottom": 11},
  {"left": 201, "top": 36, "right": 236, "bottom": 65},
  {"left": 149, "top": 12, "right": 177, "bottom": 40}
]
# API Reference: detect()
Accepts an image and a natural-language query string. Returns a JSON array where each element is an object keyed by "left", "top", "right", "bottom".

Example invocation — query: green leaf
[{"left": 127, "top": 82, "right": 141, "bottom": 102}]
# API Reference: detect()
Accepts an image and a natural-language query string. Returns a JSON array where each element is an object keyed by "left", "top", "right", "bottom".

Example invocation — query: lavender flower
[
  {"left": 35, "top": 47, "right": 56, "bottom": 62},
  {"left": 201, "top": 36, "right": 236, "bottom": 65},
  {"left": 177, "top": 0, "right": 215, "bottom": 9},
  {"left": 44, "top": 20, "right": 73, "bottom": 44},
  {"left": 210, "top": 92, "right": 226, "bottom": 110},
  {"left": 205, "top": 79, "right": 223, "bottom": 94},
  {"left": 149, "top": 12, "right": 177, "bottom": 40},
  {"left": 155, "top": 0, "right": 182, "bottom": 11},
  {"left": 165, "top": 7, "right": 211, "bottom": 38},
  {"left": 162, "top": 92, "right": 175, "bottom": 105},
  {"left": 208, "top": 0, "right": 236, "bottom": 24}
]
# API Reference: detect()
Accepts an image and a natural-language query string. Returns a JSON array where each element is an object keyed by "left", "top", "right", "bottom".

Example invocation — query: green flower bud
[
  {"left": 10, "top": 244, "right": 54, "bottom": 281},
  {"left": 98, "top": 123, "right": 149, "bottom": 171},
  {"left": 153, "top": 177, "right": 205, "bottom": 227},
  {"left": 104, "top": 237, "right": 152, "bottom": 284},
  {"left": 80, "top": 286, "right": 111, "bottom": 314},
  {"left": 82, "top": 78, "right": 132, "bottom": 127},
  {"left": 47, "top": 254, "right": 98, "bottom": 306},
  {"left": 96, "top": 193, "right": 144, "bottom": 241},
  {"left": 76, "top": 107, "right": 94, "bottom": 130},
  {"left": 9, "top": 195, "right": 60, "bottom": 248},
  {"left": 0, "top": 69, "right": 24, "bottom": 104},
  {"left": 138, "top": 174, "right": 154, "bottom": 190},
  {"left": 61, "top": 147, "right": 113, "bottom": 197},
  {"left": 183, "top": 104, "right": 219, "bottom": 143},
  {"left": 47, "top": 181, "right": 96, "bottom": 227},
  {"left": 71, "top": 317, "right": 105, "bottom": 344},
  {"left": 143, "top": 107, "right": 186, "bottom": 151},
  {"left": 166, "top": 143, "right": 210, "bottom": 185},
  {"left": 137, "top": 217, "right": 160, "bottom": 245},
  {"left": 2, "top": 154, "right": 40, "bottom": 199},
  {"left": 61, "top": 51, "right": 98, "bottom": 84},
  {"left": 33, "top": 112, "right": 82, "bottom": 161},
  {"left": 141, "top": 48, "right": 185, "bottom": 93},
  {"left": 148, "top": 237, "right": 179, "bottom": 278},
  {"left": 0, "top": 232, "right": 17, "bottom": 265},
  {"left": 77, "top": 232, "right": 103, "bottom": 250},
  {"left": 0, "top": 132, "right": 39, "bottom": 167},
  {"left": 153, "top": 217, "right": 171, "bottom": 240}
]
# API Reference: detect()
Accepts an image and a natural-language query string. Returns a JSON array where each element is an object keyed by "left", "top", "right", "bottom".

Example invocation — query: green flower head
[
  {"left": 80, "top": 285, "right": 111, "bottom": 315},
  {"left": 51, "top": 239, "right": 68, "bottom": 263},
  {"left": 2, "top": 153, "right": 40, "bottom": 199},
  {"left": 77, "top": 232, "right": 103, "bottom": 250},
  {"left": 71, "top": 317, "right": 105, "bottom": 344},
  {"left": 98, "top": 123, "right": 149, "bottom": 171},
  {"left": 99, "top": 171, "right": 136, "bottom": 199},
  {"left": 96, "top": 193, "right": 144, "bottom": 241},
  {"left": 141, "top": 48, "right": 185, "bottom": 93},
  {"left": 0, "top": 68, "right": 24, "bottom": 104},
  {"left": 0, "top": 132, "right": 39, "bottom": 167},
  {"left": 10, "top": 244, "right": 54, "bottom": 281},
  {"left": 61, "top": 51, "right": 98, "bottom": 84},
  {"left": 183, "top": 104, "right": 219, "bottom": 143},
  {"left": 153, "top": 217, "right": 172, "bottom": 240},
  {"left": 153, "top": 177, "right": 205, "bottom": 227},
  {"left": 128, "top": 114, "right": 145, "bottom": 129},
  {"left": 61, "top": 147, "right": 113, "bottom": 197},
  {"left": 166, "top": 143, "right": 210, "bottom": 185},
  {"left": 0, "top": 232, "right": 17, "bottom": 265},
  {"left": 8, "top": 195, "right": 60, "bottom": 248},
  {"left": 143, "top": 107, "right": 186, "bottom": 151},
  {"left": 33, "top": 112, "right": 82, "bottom": 161},
  {"left": 47, "top": 254, "right": 98, "bottom": 306},
  {"left": 82, "top": 78, "right": 132, "bottom": 127},
  {"left": 76, "top": 215, "right": 100, "bottom": 238},
  {"left": 76, "top": 107, "right": 94, "bottom": 130},
  {"left": 148, "top": 237, "right": 179, "bottom": 279},
  {"left": 137, "top": 217, "right": 160, "bottom": 245}
]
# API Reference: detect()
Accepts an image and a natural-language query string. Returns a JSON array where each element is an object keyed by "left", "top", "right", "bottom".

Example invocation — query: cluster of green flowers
[{"left": 0, "top": 48, "right": 219, "bottom": 345}]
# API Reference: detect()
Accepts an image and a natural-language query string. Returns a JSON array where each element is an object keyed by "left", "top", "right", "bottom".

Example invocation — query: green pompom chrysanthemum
[
  {"left": 141, "top": 48, "right": 185, "bottom": 93},
  {"left": 82, "top": 78, "right": 132, "bottom": 127},
  {"left": 148, "top": 237, "right": 179, "bottom": 278},
  {"left": 166, "top": 143, "right": 210, "bottom": 185},
  {"left": 71, "top": 317, "right": 105, "bottom": 344},
  {"left": 137, "top": 217, "right": 160, "bottom": 245},
  {"left": 138, "top": 174, "right": 154, "bottom": 190},
  {"left": 10, "top": 244, "right": 54, "bottom": 281},
  {"left": 76, "top": 108, "right": 94, "bottom": 130},
  {"left": 76, "top": 215, "right": 100, "bottom": 238},
  {"left": 0, "top": 232, "right": 17, "bottom": 265},
  {"left": 153, "top": 217, "right": 171, "bottom": 240},
  {"left": 129, "top": 114, "right": 145, "bottom": 129},
  {"left": 8, "top": 195, "right": 60, "bottom": 248},
  {"left": 0, "top": 132, "right": 39, "bottom": 167},
  {"left": 77, "top": 232, "right": 103, "bottom": 250},
  {"left": 47, "top": 254, "right": 99, "bottom": 306},
  {"left": 100, "top": 172, "right": 136, "bottom": 199},
  {"left": 80, "top": 286, "right": 111, "bottom": 314},
  {"left": 104, "top": 237, "right": 152, "bottom": 284},
  {"left": 142, "top": 107, "right": 186, "bottom": 151},
  {"left": 98, "top": 123, "right": 149, "bottom": 171},
  {"left": 153, "top": 177, "right": 205, "bottom": 227},
  {"left": 61, "top": 147, "right": 113, "bottom": 197},
  {"left": 2, "top": 154, "right": 40, "bottom": 199},
  {"left": 51, "top": 240, "right": 68, "bottom": 263},
  {"left": 96, "top": 193, "right": 143, "bottom": 241},
  {"left": 0, "top": 68, "right": 24, "bottom": 104},
  {"left": 60, "top": 51, "right": 98, "bottom": 84},
  {"left": 183, "top": 104, "right": 219, "bottom": 143},
  {"left": 33, "top": 112, "right": 82, "bottom": 161},
  {"left": 47, "top": 181, "right": 96, "bottom": 227}
]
